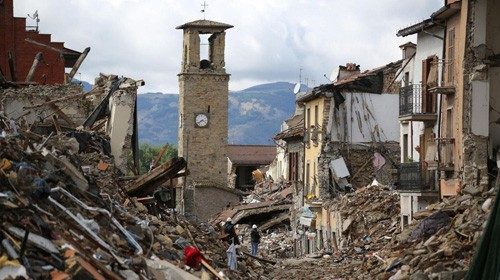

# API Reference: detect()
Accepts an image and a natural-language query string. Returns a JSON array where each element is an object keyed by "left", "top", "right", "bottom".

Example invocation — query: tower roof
[{"left": 176, "top": 19, "right": 233, "bottom": 30}]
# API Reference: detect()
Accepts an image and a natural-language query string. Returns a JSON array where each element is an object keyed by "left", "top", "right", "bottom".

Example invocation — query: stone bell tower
[{"left": 177, "top": 20, "right": 233, "bottom": 192}]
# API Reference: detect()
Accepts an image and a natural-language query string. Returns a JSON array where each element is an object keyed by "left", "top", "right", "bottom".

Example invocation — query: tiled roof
[{"left": 227, "top": 145, "right": 276, "bottom": 165}]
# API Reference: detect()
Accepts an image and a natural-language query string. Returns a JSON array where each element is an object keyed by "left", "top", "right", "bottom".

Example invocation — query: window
[
  {"left": 404, "top": 72, "right": 410, "bottom": 87},
  {"left": 403, "top": 215, "right": 409, "bottom": 227},
  {"left": 306, "top": 163, "right": 310, "bottom": 194},
  {"left": 313, "top": 161, "right": 316, "bottom": 192},
  {"left": 447, "top": 28, "right": 455, "bottom": 85},
  {"left": 314, "top": 105, "right": 319, "bottom": 127},
  {"left": 306, "top": 108, "right": 311, "bottom": 128},
  {"left": 403, "top": 134, "right": 409, "bottom": 162},
  {"left": 288, "top": 152, "right": 299, "bottom": 181},
  {"left": 446, "top": 108, "right": 453, "bottom": 138}
]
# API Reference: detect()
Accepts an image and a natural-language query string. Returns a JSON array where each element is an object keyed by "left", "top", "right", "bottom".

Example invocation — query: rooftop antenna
[
  {"left": 27, "top": 10, "right": 40, "bottom": 32},
  {"left": 299, "top": 66, "right": 303, "bottom": 84},
  {"left": 200, "top": 1, "right": 208, "bottom": 19}
]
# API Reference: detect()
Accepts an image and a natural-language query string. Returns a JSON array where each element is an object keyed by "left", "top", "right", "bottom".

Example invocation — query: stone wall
[
  {"left": 193, "top": 185, "right": 240, "bottom": 221},
  {"left": 178, "top": 74, "right": 229, "bottom": 188}
]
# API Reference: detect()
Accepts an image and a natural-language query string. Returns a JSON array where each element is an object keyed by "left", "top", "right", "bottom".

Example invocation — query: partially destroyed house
[
  {"left": 0, "top": 74, "right": 143, "bottom": 174},
  {"left": 0, "top": 0, "right": 88, "bottom": 86},
  {"left": 395, "top": 0, "right": 500, "bottom": 229},
  {"left": 293, "top": 60, "right": 402, "bottom": 256}
]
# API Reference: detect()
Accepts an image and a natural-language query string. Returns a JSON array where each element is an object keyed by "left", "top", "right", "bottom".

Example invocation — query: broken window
[
  {"left": 288, "top": 152, "right": 299, "bottom": 181},
  {"left": 403, "top": 215, "right": 409, "bottom": 227}
]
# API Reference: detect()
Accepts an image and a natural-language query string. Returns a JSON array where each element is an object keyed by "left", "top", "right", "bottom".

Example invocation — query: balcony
[
  {"left": 399, "top": 84, "right": 437, "bottom": 122},
  {"left": 428, "top": 59, "right": 455, "bottom": 95},
  {"left": 397, "top": 162, "right": 436, "bottom": 192}
]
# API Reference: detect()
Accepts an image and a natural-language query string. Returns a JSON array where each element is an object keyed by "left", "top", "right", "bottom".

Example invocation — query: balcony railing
[
  {"left": 397, "top": 162, "right": 436, "bottom": 191},
  {"left": 397, "top": 162, "right": 423, "bottom": 190},
  {"left": 399, "top": 84, "right": 437, "bottom": 122}
]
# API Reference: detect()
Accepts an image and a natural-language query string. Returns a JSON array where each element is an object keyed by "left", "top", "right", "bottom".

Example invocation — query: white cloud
[{"left": 14, "top": 0, "right": 441, "bottom": 93}]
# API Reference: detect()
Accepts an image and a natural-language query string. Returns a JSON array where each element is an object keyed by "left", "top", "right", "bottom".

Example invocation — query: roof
[
  {"left": 176, "top": 19, "right": 233, "bottom": 30},
  {"left": 399, "top": 41, "right": 416, "bottom": 49},
  {"left": 397, "top": 1, "right": 460, "bottom": 37},
  {"left": 431, "top": 1, "right": 461, "bottom": 20},
  {"left": 397, "top": 19, "right": 436, "bottom": 37},
  {"left": 274, "top": 115, "right": 304, "bottom": 140},
  {"left": 334, "top": 60, "right": 402, "bottom": 93},
  {"left": 227, "top": 145, "right": 276, "bottom": 166}
]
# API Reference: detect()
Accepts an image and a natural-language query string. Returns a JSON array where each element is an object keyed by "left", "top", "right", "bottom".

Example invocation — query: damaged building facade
[
  {"left": 292, "top": 60, "right": 402, "bottom": 255},
  {"left": 395, "top": 0, "right": 500, "bottom": 229}
]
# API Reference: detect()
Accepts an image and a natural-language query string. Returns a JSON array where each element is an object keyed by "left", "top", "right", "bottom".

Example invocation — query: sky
[{"left": 14, "top": 0, "right": 442, "bottom": 93}]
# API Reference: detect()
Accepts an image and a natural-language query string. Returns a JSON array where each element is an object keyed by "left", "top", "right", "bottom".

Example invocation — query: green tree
[{"left": 137, "top": 143, "right": 177, "bottom": 174}]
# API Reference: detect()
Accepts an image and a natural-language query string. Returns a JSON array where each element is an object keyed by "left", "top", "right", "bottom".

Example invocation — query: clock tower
[{"left": 177, "top": 20, "right": 233, "bottom": 194}]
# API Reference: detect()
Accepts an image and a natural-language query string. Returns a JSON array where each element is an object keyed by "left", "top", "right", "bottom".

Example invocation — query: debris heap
[
  {"left": 0, "top": 80, "right": 266, "bottom": 279},
  {"left": 269, "top": 184, "right": 496, "bottom": 279}
]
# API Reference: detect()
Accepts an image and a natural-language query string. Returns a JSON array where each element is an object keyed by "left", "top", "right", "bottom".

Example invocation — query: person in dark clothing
[
  {"left": 224, "top": 218, "right": 239, "bottom": 245},
  {"left": 250, "top": 224, "right": 261, "bottom": 256}
]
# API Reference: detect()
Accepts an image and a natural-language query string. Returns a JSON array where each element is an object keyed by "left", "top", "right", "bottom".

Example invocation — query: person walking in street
[{"left": 250, "top": 224, "right": 261, "bottom": 256}]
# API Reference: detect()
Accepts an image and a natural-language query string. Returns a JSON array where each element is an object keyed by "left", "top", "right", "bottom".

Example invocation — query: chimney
[
  {"left": 337, "top": 63, "right": 360, "bottom": 80},
  {"left": 399, "top": 42, "right": 416, "bottom": 60}
]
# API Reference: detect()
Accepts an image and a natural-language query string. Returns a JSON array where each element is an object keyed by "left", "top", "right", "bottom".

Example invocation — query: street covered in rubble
[{"left": 2, "top": 0, "right": 500, "bottom": 279}]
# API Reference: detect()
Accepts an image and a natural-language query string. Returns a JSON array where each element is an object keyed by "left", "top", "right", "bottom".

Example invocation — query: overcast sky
[{"left": 14, "top": 0, "right": 442, "bottom": 93}]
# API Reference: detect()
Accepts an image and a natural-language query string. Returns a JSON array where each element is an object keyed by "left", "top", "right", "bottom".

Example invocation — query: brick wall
[{"left": 0, "top": 0, "right": 74, "bottom": 84}]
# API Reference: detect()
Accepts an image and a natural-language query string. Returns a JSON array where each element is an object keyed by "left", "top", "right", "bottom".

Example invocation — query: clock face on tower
[{"left": 195, "top": 113, "right": 209, "bottom": 128}]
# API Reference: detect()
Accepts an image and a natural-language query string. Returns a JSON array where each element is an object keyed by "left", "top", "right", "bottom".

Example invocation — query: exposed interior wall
[
  {"left": 343, "top": 93, "right": 400, "bottom": 143},
  {"left": 107, "top": 88, "right": 137, "bottom": 174},
  {"left": 0, "top": 85, "right": 93, "bottom": 127}
]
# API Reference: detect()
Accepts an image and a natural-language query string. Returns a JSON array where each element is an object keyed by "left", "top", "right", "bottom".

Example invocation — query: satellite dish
[
  {"left": 293, "top": 82, "right": 301, "bottom": 94},
  {"left": 329, "top": 68, "right": 339, "bottom": 82}
]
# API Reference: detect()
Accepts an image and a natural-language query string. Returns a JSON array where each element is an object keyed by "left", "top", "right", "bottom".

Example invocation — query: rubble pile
[
  {"left": 0, "top": 111, "right": 246, "bottom": 279},
  {"left": 329, "top": 184, "right": 401, "bottom": 255},
  {"left": 238, "top": 225, "right": 294, "bottom": 260},
  {"left": 270, "top": 185, "right": 496, "bottom": 279}
]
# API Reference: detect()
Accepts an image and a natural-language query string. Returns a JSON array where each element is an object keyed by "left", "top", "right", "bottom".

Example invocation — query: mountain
[{"left": 138, "top": 82, "right": 300, "bottom": 146}]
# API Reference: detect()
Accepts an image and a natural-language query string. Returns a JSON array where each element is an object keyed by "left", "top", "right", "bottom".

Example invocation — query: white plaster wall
[
  {"left": 344, "top": 93, "right": 400, "bottom": 143},
  {"left": 407, "top": 28, "right": 445, "bottom": 162},
  {"left": 107, "top": 91, "right": 136, "bottom": 174},
  {"left": 471, "top": 81, "right": 490, "bottom": 136}
]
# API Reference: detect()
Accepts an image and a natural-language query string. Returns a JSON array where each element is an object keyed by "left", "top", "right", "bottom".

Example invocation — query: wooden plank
[{"left": 127, "top": 157, "right": 186, "bottom": 196}]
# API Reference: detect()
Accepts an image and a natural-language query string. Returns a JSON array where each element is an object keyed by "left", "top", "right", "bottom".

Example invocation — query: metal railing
[
  {"left": 397, "top": 162, "right": 423, "bottom": 190},
  {"left": 399, "top": 84, "right": 423, "bottom": 116}
]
